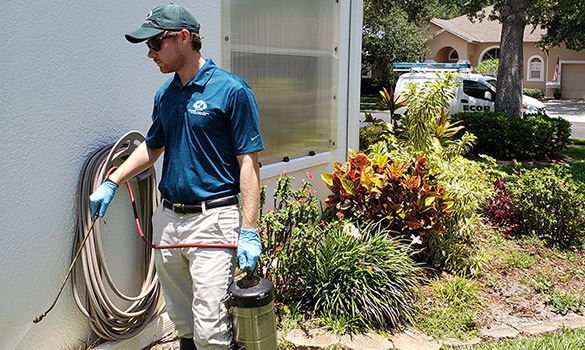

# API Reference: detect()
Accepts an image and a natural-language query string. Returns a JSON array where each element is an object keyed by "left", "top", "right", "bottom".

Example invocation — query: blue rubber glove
[
  {"left": 237, "top": 228, "right": 262, "bottom": 271},
  {"left": 89, "top": 179, "right": 118, "bottom": 218}
]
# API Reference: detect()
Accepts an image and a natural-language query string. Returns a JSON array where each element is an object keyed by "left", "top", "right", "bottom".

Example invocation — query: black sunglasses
[{"left": 146, "top": 33, "right": 175, "bottom": 52}]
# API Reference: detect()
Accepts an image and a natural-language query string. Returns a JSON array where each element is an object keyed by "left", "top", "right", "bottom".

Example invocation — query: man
[{"left": 89, "top": 4, "right": 264, "bottom": 350}]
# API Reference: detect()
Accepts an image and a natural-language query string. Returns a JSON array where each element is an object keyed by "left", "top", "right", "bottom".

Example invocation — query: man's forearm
[
  {"left": 109, "top": 142, "right": 164, "bottom": 185},
  {"left": 237, "top": 153, "right": 260, "bottom": 229}
]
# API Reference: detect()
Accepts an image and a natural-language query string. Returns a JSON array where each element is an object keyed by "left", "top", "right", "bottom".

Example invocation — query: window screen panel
[{"left": 222, "top": 0, "right": 340, "bottom": 165}]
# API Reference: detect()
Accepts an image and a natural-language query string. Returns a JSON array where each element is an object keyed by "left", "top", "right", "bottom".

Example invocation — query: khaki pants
[{"left": 152, "top": 202, "right": 240, "bottom": 350}]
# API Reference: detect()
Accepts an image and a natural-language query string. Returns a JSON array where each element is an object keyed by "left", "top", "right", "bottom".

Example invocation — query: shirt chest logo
[{"left": 188, "top": 100, "right": 209, "bottom": 116}]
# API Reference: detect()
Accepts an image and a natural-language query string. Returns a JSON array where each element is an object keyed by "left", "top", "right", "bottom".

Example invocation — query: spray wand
[{"left": 32, "top": 213, "right": 100, "bottom": 324}]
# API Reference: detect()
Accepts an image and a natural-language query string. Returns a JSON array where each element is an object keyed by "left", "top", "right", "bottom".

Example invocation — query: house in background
[{"left": 428, "top": 6, "right": 585, "bottom": 99}]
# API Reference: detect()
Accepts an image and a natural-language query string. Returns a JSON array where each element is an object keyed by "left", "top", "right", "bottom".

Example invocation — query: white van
[{"left": 393, "top": 63, "right": 547, "bottom": 116}]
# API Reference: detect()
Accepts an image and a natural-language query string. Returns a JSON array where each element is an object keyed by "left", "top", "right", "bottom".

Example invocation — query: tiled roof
[{"left": 431, "top": 6, "right": 546, "bottom": 43}]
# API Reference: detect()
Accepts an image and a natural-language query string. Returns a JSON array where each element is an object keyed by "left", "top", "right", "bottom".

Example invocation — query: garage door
[{"left": 562, "top": 64, "right": 585, "bottom": 99}]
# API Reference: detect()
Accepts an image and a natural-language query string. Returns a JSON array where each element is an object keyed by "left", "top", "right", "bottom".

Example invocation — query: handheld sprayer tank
[{"left": 228, "top": 271, "right": 278, "bottom": 350}]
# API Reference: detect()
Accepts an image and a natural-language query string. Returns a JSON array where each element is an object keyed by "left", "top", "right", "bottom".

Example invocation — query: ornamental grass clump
[
  {"left": 299, "top": 221, "right": 421, "bottom": 330},
  {"left": 418, "top": 275, "right": 484, "bottom": 340}
]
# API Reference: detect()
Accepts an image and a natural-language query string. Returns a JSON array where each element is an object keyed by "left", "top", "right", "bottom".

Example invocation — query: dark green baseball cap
[{"left": 125, "top": 3, "right": 200, "bottom": 43}]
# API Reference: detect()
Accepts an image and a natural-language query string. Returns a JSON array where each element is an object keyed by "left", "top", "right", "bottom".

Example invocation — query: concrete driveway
[{"left": 544, "top": 99, "right": 585, "bottom": 138}]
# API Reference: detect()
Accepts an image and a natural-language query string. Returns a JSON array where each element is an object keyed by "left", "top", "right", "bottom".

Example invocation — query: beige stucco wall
[
  {"left": 429, "top": 32, "right": 585, "bottom": 95},
  {"left": 523, "top": 43, "right": 547, "bottom": 90},
  {"left": 548, "top": 44, "right": 585, "bottom": 79},
  {"left": 427, "top": 31, "right": 470, "bottom": 62}
]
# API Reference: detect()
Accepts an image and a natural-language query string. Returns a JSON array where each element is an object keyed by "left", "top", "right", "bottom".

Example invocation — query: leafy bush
[
  {"left": 351, "top": 75, "right": 496, "bottom": 275},
  {"left": 484, "top": 178, "right": 520, "bottom": 234},
  {"left": 359, "top": 121, "right": 390, "bottom": 151},
  {"left": 488, "top": 164, "right": 585, "bottom": 248},
  {"left": 474, "top": 58, "right": 499, "bottom": 77},
  {"left": 322, "top": 151, "right": 453, "bottom": 239},
  {"left": 425, "top": 155, "right": 500, "bottom": 275},
  {"left": 549, "top": 290, "right": 584, "bottom": 315},
  {"left": 399, "top": 72, "right": 463, "bottom": 153},
  {"left": 508, "top": 164, "right": 585, "bottom": 248},
  {"left": 523, "top": 88, "right": 545, "bottom": 99},
  {"left": 257, "top": 174, "right": 321, "bottom": 302},
  {"left": 299, "top": 221, "right": 421, "bottom": 329},
  {"left": 452, "top": 112, "right": 571, "bottom": 160}
]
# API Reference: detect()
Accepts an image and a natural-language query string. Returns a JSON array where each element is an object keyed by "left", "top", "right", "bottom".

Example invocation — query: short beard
[{"left": 160, "top": 50, "right": 187, "bottom": 73}]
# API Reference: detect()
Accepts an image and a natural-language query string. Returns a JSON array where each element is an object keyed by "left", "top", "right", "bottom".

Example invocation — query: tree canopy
[
  {"left": 533, "top": 0, "right": 585, "bottom": 50},
  {"left": 362, "top": 7, "right": 428, "bottom": 86},
  {"left": 463, "top": 0, "right": 585, "bottom": 50},
  {"left": 361, "top": 0, "right": 461, "bottom": 87}
]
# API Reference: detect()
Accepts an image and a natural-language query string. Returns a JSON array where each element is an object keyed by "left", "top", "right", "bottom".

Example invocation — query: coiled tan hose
[{"left": 72, "top": 132, "right": 164, "bottom": 340}]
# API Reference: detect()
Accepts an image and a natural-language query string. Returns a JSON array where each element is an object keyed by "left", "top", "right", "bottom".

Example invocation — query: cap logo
[{"left": 143, "top": 10, "right": 153, "bottom": 25}]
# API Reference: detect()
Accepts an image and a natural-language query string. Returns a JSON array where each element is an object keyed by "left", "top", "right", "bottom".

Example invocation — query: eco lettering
[{"left": 463, "top": 105, "right": 491, "bottom": 112}]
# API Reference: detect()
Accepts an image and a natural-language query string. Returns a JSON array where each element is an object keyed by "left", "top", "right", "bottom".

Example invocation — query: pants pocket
[{"left": 216, "top": 205, "right": 240, "bottom": 246}]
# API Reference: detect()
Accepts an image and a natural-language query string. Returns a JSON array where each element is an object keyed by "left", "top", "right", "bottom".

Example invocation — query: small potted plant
[{"left": 553, "top": 87, "right": 561, "bottom": 99}]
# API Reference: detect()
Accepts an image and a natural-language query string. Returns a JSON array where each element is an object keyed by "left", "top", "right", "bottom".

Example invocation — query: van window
[{"left": 463, "top": 80, "right": 495, "bottom": 101}]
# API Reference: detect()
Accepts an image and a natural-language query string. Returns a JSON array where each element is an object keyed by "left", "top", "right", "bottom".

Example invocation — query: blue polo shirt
[{"left": 145, "top": 59, "right": 264, "bottom": 203}]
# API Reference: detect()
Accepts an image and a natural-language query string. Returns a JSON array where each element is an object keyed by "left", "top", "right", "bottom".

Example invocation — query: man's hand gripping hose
[
  {"left": 89, "top": 178, "right": 119, "bottom": 218},
  {"left": 32, "top": 131, "right": 163, "bottom": 341}
]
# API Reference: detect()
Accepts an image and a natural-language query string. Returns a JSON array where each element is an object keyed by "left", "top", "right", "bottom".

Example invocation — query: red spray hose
[
  {"left": 124, "top": 179, "right": 238, "bottom": 250},
  {"left": 108, "top": 166, "right": 238, "bottom": 250}
]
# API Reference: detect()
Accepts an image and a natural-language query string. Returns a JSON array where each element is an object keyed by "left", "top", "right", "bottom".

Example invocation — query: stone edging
[{"left": 282, "top": 313, "right": 585, "bottom": 349}]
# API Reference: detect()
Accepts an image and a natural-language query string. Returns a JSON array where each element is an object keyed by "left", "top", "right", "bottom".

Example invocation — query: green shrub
[
  {"left": 351, "top": 75, "right": 497, "bottom": 275},
  {"left": 503, "top": 249, "right": 534, "bottom": 269},
  {"left": 451, "top": 112, "right": 571, "bottom": 160},
  {"left": 258, "top": 174, "right": 321, "bottom": 302},
  {"left": 359, "top": 121, "right": 389, "bottom": 151},
  {"left": 523, "top": 88, "right": 545, "bottom": 99},
  {"left": 425, "top": 155, "right": 500, "bottom": 275},
  {"left": 299, "top": 221, "right": 421, "bottom": 329},
  {"left": 474, "top": 58, "right": 499, "bottom": 77},
  {"left": 508, "top": 164, "right": 585, "bottom": 248},
  {"left": 548, "top": 290, "right": 584, "bottom": 315},
  {"left": 316, "top": 314, "right": 366, "bottom": 335}
]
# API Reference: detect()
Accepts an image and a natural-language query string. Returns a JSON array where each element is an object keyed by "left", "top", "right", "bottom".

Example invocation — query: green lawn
[
  {"left": 565, "top": 143, "right": 585, "bottom": 183},
  {"left": 465, "top": 328, "right": 585, "bottom": 350},
  {"left": 360, "top": 94, "right": 388, "bottom": 111}
]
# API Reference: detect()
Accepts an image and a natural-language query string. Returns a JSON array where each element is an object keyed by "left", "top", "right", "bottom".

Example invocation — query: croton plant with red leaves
[{"left": 321, "top": 151, "right": 453, "bottom": 238}]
